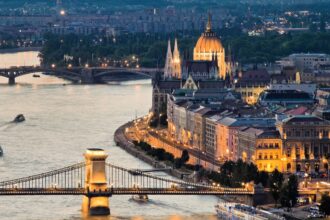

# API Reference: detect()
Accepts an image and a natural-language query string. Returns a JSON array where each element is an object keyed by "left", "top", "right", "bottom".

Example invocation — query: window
[
  {"left": 287, "top": 163, "right": 291, "bottom": 171},
  {"left": 314, "top": 146, "right": 319, "bottom": 158},
  {"left": 287, "top": 148, "right": 291, "bottom": 157}
]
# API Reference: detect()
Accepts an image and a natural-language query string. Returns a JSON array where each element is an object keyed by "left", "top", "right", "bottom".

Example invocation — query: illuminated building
[{"left": 193, "top": 14, "right": 226, "bottom": 79}]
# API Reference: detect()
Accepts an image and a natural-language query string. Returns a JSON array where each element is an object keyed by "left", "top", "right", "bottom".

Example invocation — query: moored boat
[{"left": 215, "top": 202, "right": 285, "bottom": 220}]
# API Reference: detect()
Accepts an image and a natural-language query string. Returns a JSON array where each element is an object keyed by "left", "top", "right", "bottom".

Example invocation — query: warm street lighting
[
  {"left": 60, "top": 10, "right": 66, "bottom": 16},
  {"left": 68, "top": 64, "right": 72, "bottom": 68},
  {"left": 51, "top": 64, "right": 56, "bottom": 68},
  {"left": 85, "top": 64, "right": 89, "bottom": 68}
]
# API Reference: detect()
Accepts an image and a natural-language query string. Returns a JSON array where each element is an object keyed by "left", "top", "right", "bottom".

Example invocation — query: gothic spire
[{"left": 164, "top": 39, "right": 173, "bottom": 79}]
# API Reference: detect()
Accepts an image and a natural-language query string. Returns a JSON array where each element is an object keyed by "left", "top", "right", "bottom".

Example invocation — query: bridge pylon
[
  {"left": 82, "top": 148, "right": 110, "bottom": 216},
  {"left": 8, "top": 74, "right": 15, "bottom": 85}
]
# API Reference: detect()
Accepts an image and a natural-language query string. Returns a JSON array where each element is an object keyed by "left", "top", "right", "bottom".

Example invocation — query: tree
[
  {"left": 280, "top": 175, "right": 299, "bottom": 208},
  {"left": 269, "top": 169, "right": 284, "bottom": 207},
  {"left": 174, "top": 158, "right": 183, "bottom": 169},
  {"left": 180, "top": 150, "right": 190, "bottom": 164},
  {"left": 320, "top": 194, "right": 330, "bottom": 216},
  {"left": 256, "top": 171, "right": 269, "bottom": 187}
]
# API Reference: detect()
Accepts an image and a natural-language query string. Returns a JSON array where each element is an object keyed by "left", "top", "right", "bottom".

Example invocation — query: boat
[
  {"left": 32, "top": 74, "right": 40, "bottom": 78},
  {"left": 13, "top": 114, "right": 25, "bottom": 123},
  {"left": 0, "top": 146, "right": 3, "bottom": 156},
  {"left": 131, "top": 194, "right": 149, "bottom": 202},
  {"left": 215, "top": 202, "right": 285, "bottom": 220}
]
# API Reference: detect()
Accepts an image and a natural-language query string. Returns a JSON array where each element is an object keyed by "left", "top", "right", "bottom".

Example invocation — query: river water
[{"left": 0, "top": 52, "right": 218, "bottom": 220}]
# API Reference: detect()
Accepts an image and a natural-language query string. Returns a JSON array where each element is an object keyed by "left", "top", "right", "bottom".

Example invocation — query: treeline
[
  {"left": 39, "top": 31, "right": 330, "bottom": 68},
  {"left": 207, "top": 160, "right": 268, "bottom": 188},
  {"left": 224, "top": 32, "right": 330, "bottom": 64},
  {"left": 133, "top": 141, "right": 193, "bottom": 169}
]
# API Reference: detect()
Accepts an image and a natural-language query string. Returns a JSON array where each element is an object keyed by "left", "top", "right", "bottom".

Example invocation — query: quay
[{"left": 114, "top": 118, "right": 222, "bottom": 172}]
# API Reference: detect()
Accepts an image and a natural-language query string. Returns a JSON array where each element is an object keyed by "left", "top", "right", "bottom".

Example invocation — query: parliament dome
[
  {"left": 193, "top": 14, "right": 226, "bottom": 79},
  {"left": 194, "top": 15, "right": 224, "bottom": 53}
]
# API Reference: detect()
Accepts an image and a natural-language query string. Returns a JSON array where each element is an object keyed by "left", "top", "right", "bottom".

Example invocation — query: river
[{"left": 0, "top": 51, "right": 218, "bottom": 220}]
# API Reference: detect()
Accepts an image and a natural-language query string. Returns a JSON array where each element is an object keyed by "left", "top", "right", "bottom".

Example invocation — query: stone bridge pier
[
  {"left": 82, "top": 148, "right": 110, "bottom": 216},
  {"left": 81, "top": 69, "right": 94, "bottom": 84},
  {"left": 8, "top": 73, "right": 15, "bottom": 85}
]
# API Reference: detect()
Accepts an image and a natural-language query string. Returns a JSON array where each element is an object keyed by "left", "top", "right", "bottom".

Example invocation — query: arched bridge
[
  {"left": 0, "top": 148, "right": 254, "bottom": 216},
  {"left": 0, "top": 66, "right": 161, "bottom": 85}
]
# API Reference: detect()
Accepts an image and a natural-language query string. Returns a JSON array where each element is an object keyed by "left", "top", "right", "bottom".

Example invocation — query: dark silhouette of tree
[
  {"left": 269, "top": 169, "right": 284, "bottom": 207},
  {"left": 180, "top": 150, "right": 190, "bottom": 164},
  {"left": 280, "top": 175, "right": 299, "bottom": 208},
  {"left": 320, "top": 194, "right": 330, "bottom": 216}
]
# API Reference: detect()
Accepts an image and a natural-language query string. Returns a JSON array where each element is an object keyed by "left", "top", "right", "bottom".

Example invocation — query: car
[
  {"left": 318, "top": 172, "right": 327, "bottom": 178},
  {"left": 295, "top": 171, "right": 307, "bottom": 178},
  {"left": 310, "top": 172, "right": 318, "bottom": 178}
]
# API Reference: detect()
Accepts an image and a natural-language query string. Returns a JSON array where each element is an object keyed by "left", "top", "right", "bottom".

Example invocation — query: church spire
[
  {"left": 173, "top": 38, "right": 182, "bottom": 79},
  {"left": 164, "top": 39, "right": 173, "bottom": 79}
]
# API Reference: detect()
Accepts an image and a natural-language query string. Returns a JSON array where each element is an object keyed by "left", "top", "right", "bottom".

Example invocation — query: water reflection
[{"left": 0, "top": 52, "right": 219, "bottom": 220}]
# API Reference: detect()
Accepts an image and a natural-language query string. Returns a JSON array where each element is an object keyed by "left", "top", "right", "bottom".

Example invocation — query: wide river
[{"left": 0, "top": 52, "right": 218, "bottom": 220}]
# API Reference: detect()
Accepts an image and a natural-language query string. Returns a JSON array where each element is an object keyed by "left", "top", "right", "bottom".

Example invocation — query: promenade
[
  {"left": 114, "top": 117, "right": 222, "bottom": 171},
  {"left": 113, "top": 120, "right": 193, "bottom": 181}
]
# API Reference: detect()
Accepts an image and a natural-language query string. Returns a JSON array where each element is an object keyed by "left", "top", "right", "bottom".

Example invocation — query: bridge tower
[{"left": 82, "top": 148, "right": 110, "bottom": 216}]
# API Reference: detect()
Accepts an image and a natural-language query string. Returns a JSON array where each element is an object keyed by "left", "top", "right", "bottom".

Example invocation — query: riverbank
[
  {"left": 0, "top": 47, "right": 41, "bottom": 54},
  {"left": 114, "top": 121, "right": 195, "bottom": 181}
]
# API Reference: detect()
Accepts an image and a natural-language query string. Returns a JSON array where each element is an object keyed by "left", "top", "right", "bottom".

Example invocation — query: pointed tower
[
  {"left": 172, "top": 38, "right": 182, "bottom": 79},
  {"left": 164, "top": 39, "right": 173, "bottom": 79}
]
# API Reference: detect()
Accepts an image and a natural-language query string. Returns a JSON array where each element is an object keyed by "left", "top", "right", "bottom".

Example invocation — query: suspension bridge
[{"left": 0, "top": 148, "right": 254, "bottom": 216}]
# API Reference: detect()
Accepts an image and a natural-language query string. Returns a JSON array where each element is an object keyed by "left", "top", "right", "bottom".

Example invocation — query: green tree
[
  {"left": 269, "top": 169, "right": 284, "bottom": 207},
  {"left": 320, "top": 193, "right": 330, "bottom": 216}
]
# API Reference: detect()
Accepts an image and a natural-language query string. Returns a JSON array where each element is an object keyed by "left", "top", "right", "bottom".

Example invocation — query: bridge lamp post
[
  {"left": 85, "top": 64, "right": 89, "bottom": 68},
  {"left": 68, "top": 64, "right": 72, "bottom": 69},
  {"left": 51, "top": 64, "right": 56, "bottom": 68}
]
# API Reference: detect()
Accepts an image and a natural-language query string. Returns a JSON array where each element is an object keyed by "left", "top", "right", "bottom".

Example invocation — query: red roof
[{"left": 284, "top": 106, "right": 308, "bottom": 116}]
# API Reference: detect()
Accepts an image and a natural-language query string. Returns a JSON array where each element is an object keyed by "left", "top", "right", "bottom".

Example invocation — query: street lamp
[{"left": 60, "top": 10, "right": 65, "bottom": 16}]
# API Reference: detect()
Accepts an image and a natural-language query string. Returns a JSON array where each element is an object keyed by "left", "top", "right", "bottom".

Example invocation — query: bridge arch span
[
  {"left": 93, "top": 69, "right": 152, "bottom": 79},
  {"left": 0, "top": 68, "right": 82, "bottom": 84}
]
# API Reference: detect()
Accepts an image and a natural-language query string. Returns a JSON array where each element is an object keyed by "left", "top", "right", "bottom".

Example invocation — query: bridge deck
[{"left": 0, "top": 188, "right": 253, "bottom": 196}]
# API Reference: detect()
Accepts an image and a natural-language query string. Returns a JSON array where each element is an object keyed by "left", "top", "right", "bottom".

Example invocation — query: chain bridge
[
  {"left": 0, "top": 148, "right": 254, "bottom": 216},
  {"left": 0, "top": 66, "right": 160, "bottom": 84}
]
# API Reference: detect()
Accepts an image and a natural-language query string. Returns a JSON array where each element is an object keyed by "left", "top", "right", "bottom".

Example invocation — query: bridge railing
[
  {"left": 106, "top": 163, "right": 251, "bottom": 193},
  {"left": 0, "top": 162, "right": 86, "bottom": 189}
]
